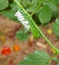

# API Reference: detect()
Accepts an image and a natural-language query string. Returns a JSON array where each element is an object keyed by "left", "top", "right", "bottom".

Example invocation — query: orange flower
[{"left": 13, "top": 44, "right": 20, "bottom": 52}]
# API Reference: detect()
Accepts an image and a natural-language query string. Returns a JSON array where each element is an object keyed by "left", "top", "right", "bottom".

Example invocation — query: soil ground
[{"left": 0, "top": 15, "right": 59, "bottom": 65}]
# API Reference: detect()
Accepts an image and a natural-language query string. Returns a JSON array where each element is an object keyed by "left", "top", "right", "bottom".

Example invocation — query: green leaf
[
  {"left": 53, "top": 57, "right": 59, "bottom": 63},
  {"left": 0, "top": 0, "right": 9, "bottom": 10},
  {"left": 26, "top": 0, "right": 43, "bottom": 13},
  {"left": 38, "top": 5, "right": 52, "bottom": 24},
  {"left": 28, "top": 20, "right": 40, "bottom": 38},
  {"left": 10, "top": 3, "right": 18, "bottom": 11},
  {"left": 0, "top": 10, "right": 18, "bottom": 21},
  {"left": 56, "top": 0, "right": 59, "bottom": 5},
  {"left": 52, "top": 18, "right": 59, "bottom": 37},
  {"left": 47, "top": 0, "right": 57, "bottom": 12},
  {"left": 20, "top": 0, "right": 31, "bottom": 8},
  {"left": 16, "top": 29, "right": 29, "bottom": 41},
  {"left": 18, "top": 51, "right": 51, "bottom": 65},
  {"left": 57, "top": 63, "right": 59, "bottom": 65}
]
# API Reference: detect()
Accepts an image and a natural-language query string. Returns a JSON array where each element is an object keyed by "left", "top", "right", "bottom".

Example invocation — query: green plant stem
[
  {"left": 31, "top": 12, "right": 35, "bottom": 16},
  {"left": 13, "top": 0, "right": 59, "bottom": 54},
  {"left": 33, "top": 21, "right": 59, "bottom": 54}
]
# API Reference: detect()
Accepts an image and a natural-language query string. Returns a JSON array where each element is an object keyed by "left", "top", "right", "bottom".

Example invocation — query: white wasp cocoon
[{"left": 15, "top": 11, "right": 30, "bottom": 30}]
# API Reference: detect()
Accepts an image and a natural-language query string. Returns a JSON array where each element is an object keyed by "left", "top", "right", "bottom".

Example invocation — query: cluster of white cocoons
[{"left": 15, "top": 11, "right": 30, "bottom": 30}]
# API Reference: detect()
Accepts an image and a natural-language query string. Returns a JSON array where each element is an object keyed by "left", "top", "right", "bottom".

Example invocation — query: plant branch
[{"left": 13, "top": 0, "right": 59, "bottom": 54}]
